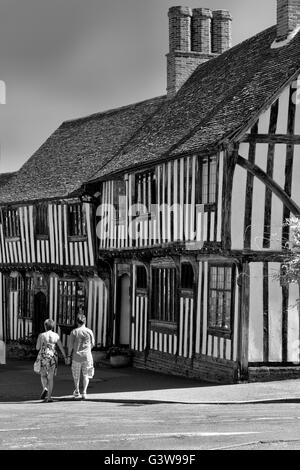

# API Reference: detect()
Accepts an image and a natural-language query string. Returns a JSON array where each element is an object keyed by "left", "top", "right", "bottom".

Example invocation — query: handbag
[{"left": 33, "top": 352, "right": 41, "bottom": 374}]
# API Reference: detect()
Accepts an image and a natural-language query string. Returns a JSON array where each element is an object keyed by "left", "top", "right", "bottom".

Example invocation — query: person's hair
[
  {"left": 44, "top": 319, "right": 55, "bottom": 331},
  {"left": 76, "top": 314, "right": 86, "bottom": 326}
]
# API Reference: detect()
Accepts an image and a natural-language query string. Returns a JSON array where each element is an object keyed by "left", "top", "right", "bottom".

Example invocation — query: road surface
[{"left": 1, "top": 400, "right": 300, "bottom": 450}]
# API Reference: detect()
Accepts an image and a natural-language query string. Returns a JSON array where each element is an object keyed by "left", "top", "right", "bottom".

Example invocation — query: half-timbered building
[{"left": 2, "top": 0, "right": 300, "bottom": 383}]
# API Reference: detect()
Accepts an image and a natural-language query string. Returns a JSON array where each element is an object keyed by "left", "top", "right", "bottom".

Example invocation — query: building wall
[
  {"left": 98, "top": 152, "right": 224, "bottom": 250},
  {"left": 232, "top": 78, "right": 300, "bottom": 251},
  {"left": 248, "top": 261, "right": 300, "bottom": 364},
  {"left": 0, "top": 272, "right": 109, "bottom": 348},
  {"left": 0, "top": 201, "right": 95, "bottom": 267}
]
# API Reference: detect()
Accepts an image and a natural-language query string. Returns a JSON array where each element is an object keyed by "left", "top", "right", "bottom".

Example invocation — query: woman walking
[{"left": 36, "top": 319, "right": 68, "bottom": 402}]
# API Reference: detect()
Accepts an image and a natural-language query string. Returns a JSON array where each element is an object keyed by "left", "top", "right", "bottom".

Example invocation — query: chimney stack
[
  {"left": 276, "top": 0, "right": 300, "bottom": 42},
  {"left": 167, "top": 6, "right": 232, "bottom": 98},
  {"left": 212, "top": 10, "right": 232, "bottom": 53}
]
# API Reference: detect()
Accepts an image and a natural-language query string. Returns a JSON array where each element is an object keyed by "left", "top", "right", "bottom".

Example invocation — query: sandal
[{"left": 40, "top": 388, "right": 48, "bottom": 400}]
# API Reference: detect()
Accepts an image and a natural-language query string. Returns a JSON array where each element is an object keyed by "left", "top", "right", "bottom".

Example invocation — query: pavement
[{"left": 2, "top": 359, "right": 300, "bottom": 405}]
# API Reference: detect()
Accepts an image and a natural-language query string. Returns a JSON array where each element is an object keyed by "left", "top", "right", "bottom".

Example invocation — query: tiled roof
[
  {"left": 93, "top": 25, "right": 300, "bottom": 179},
  {"left": 0, "top": 96, "right": 165, "bottom": 203},
  {"left": 0, "top": 172, "right": 17, "bottom": 187}
]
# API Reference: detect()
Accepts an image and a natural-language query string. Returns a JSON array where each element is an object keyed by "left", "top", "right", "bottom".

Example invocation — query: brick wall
[
  {"left": 133, "top": 350, "right": 238, "bottom": 384},
  {"left": 277, "top": 0, "right": 300, "bottom": 41}
]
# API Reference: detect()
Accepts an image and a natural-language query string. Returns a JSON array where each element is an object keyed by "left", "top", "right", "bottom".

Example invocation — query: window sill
[
  {"left": 5, "top": 237, "right": 20, "bottom": 243},
  {"left": 207, "top": 328, "right": 232, "bottom": 340},
  {"left": 36, "top": 235, "right": 49, "bottom": 240},
  {"left": 68, "top": 236, "right": 87, "bottom": 242},
  {"left": 150, "top": 320, "right": 177, "bottom": 334}
]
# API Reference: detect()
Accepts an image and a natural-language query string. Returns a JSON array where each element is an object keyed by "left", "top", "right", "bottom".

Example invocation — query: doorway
[
  {"left": 117, "top": 274, "right": 131, "bottom": 346},
  {"left": 33, "top": 292, "right": 47, "bottom": 336}
]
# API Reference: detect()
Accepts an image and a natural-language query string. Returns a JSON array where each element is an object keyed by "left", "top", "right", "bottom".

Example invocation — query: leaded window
[
  {"left": 2, "top": 208, "right": 20, "bottom": 238},
  {"left": 151, "top": 267, "right": 176, "bottom": 322},
  {"left": 9, "top": 274, "right": 24, "bottom": 318},
  {"left": 57, "top": 280, "right": 86, "bottom": 326},
  {"left": 67, "top": 204, "right": 86, "bottom": 237},
  {"left": 196, "top": 156, "right": 217, "bottom": 205},
  {"left": 208, "top": 264, "right": 235, "bottom": 336},
  {"left": 35, "top": 203, "right": 48, "bottom": 236}
]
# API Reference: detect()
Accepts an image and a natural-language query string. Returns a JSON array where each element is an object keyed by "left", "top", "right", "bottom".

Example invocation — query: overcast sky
[{"left": 0, "top": 0, "right": 275, "bottom": 173}]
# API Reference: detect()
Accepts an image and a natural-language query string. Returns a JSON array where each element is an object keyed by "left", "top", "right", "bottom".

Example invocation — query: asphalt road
[{"left": 1, "top": 400, "right": 300, "bottom": 451}]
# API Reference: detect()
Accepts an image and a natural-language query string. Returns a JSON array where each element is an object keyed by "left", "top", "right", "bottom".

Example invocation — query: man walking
[{"left": 68, "top": 314, "right": 95, "bottom": 400}]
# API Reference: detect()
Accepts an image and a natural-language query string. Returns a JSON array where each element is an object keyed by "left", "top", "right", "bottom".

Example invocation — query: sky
[{"left": 0, "top": 0, "right": 276, "bottom": 173}]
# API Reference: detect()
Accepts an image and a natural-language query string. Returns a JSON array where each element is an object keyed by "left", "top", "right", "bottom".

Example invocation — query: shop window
[
  {"left": 151, "top": 267, "right": 176, "bottom": 323},
  {"left": 57, "top": 279, "right": 86, "bottom": 326},
  {"left": 208, "top": 264, "right": 235, "bottom": 337},
  {"left": 9, "top": 273, "right": 24, "bottom": 318}
]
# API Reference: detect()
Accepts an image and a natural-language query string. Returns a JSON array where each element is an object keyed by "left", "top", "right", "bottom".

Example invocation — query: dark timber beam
[
  {"left": 237, "top": 155, "right": 300, "bottom": 216},
  {"left": 242, "top": 134, "right": 300, "bottom": 144}
]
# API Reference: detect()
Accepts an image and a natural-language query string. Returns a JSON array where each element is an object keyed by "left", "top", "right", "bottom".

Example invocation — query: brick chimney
[
  {"left": 212, "top": 10, "right": 232, "bottom": 53},
  {"left": 167, "top": 6, "right": 232, "bottom": 98},
  {"left": 276, "top": 0, "right": 300, "bottom": 41}
]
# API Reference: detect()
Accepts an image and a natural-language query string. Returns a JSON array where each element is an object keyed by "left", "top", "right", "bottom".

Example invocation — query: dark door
[
  {"left": 33, "top": 292, "right": 47, "bottom": 336},
  {"left": 117, "top": 274, "right": 131, "bottom": 346}
]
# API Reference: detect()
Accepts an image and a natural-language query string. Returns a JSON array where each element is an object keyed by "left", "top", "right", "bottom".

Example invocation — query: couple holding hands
[{"left": 35, "top": 314, "right": 95, "bottom": 402}]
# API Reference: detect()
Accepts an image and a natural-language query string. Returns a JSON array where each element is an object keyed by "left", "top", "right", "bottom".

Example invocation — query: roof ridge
[{"left": 62, "top": 95, "right": 166, "bottom": 127}]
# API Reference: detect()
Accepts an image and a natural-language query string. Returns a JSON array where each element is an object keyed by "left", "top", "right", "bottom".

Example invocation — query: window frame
[
  {"left": 135, "top": 265, "right": 148, "bottom": 294},
  {"left": 9, "top": 273, "right": 24, "bottom": 319},
  {"left": 35, "top": 203, "right": 49, "bottom": 238},
  {"left": 196, "top": 155, "right": 218, "bottom": 209},
  {"left": 207, "top": 263, "right": 236, "bottom": 339},
  {"left": 57, "top": 278, "right": 86, "bottom": 326},
  {"left": 151, "top": 266, "right": 177, "bottom": 324},
  {"left": 2, "top": 207, "right": 20, "bottom": 240},
  {"left": 67, "top": 203, "right": 87, "bottom": 240}
]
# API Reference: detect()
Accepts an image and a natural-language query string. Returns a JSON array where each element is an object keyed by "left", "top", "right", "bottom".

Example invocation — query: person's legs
[
  {"left": 71, "top": 361, "right": 81, "bottom": 396},
  {"left": 40, "top": 374, "right": 48, "bottom": 390},
  {"left": 47, "top": 370, "right": 54, "bottom": 400},
  {"left": 82, "top": 362, "right": 93, "bottom": 398},
  {"left": 82, "top": 375, "right": 89, "bottom": 397}
]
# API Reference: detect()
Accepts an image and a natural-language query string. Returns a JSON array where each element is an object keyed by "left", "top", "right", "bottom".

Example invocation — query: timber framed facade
[{"left": 1, "top": 1, "right": 300, "bottom": 383}]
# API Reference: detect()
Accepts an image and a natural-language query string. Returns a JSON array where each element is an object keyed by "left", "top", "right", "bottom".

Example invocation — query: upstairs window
[
  {"left": 2, "top": 208, "right": 20, "bottom": 238},
  {"left": 113, "top": 180, "right": 126, "bottom": 224},
  {"left": 196, "top": 156, "right": 217, "bottom": 205},
  {"left": 208, "top": 264, "right": 235, "bottom": 337},
  {"left": 35, "top": 203, "right": 48, "bottom": 236},
  {"left": 68, "top": 204, "right": 86, "bottom": 237},
  {"left": 151, "top": 267, "right": 176, "bottom": 323},
  {"left": 57, "top": 279, "right": 86, "bottom": 326},
  {"left": 134, "top": 170, "right": 157, "bottom": 213}
]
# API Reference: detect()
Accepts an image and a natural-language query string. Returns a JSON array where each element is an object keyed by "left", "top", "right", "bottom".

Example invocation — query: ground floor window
[
  {"left": 9, "top": 273, "right": 24, "bottom": 318},
  {"left": 208, "top": 264, "right": 235, "bottom": 337},
  {"left": 24, "top": 276, "right": 34, "bottom": 319},
  {"left": 57, "top": 279, "right": 86, "bottom": 326},
  {"left": 151, "top": 267, "right": 176, "bottom": 323}
]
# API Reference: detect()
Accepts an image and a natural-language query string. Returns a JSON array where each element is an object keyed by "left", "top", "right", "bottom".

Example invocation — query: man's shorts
[{"left": 71, "top": 360, "right": 94, "bottom": 380}]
